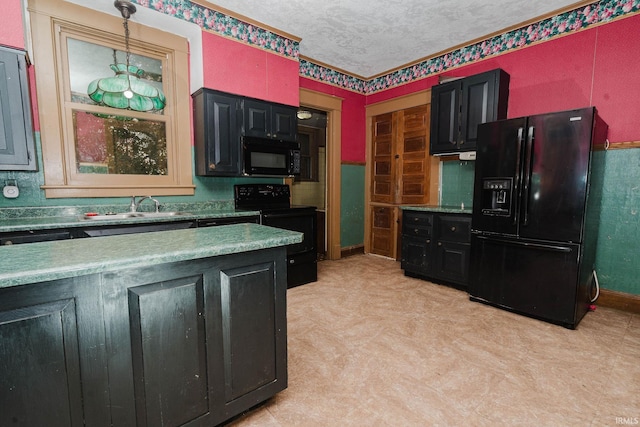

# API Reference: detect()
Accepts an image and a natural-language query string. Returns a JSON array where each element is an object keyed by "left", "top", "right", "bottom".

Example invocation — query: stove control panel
[{"left": 235, "top": 184, "right": 291, "bottom": 209}]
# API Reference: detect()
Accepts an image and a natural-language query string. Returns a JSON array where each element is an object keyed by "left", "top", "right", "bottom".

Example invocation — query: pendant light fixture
[{"left": 87, "top": 0, "right": 166, "bottom": 112}]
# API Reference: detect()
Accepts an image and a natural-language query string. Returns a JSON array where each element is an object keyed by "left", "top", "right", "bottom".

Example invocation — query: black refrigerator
[{"left": 469, "top": 107, "right": 607, "bottom": 329}]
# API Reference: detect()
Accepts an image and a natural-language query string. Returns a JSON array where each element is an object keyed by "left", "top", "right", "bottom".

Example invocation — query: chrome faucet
[{"left": 130, "top": 196, "right": 160, "bottom": 213}]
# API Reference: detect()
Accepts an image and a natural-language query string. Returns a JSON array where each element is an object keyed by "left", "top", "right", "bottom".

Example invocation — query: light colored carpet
[{"left": 228, "top": 254, "right": 640, "bottom": 426}]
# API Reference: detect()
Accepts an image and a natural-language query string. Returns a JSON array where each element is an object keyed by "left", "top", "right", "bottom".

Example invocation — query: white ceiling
[{"left": 206, "top": 0, "right": 583, "bottom": 77}]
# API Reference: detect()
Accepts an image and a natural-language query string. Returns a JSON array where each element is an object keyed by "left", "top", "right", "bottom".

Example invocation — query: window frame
[{"left": 28, "top": 0, "right": 194, "bottom": 197}]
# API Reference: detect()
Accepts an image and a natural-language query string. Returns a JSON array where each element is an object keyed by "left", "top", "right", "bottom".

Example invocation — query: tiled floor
[{"left": 227, "top": 254, "right": 640, "bottom": 426}]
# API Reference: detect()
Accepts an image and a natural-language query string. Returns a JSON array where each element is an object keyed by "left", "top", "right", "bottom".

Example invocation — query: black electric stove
[{"left": 234, "top": 184, "right": 317, "bottom": 288}]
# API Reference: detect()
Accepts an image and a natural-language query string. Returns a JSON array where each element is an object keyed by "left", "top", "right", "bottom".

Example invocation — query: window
[{"left": 28, "top": 0, "right": 194, "bottom": 197}]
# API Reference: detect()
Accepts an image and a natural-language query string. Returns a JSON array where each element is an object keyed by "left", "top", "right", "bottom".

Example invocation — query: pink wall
[
  {"left": 1, "top": 0, "right": 24, "bottom": 50},
  {"left": 299, "top": 77, "right": 366, "bottom": 163},
  {"left": 202, "top": 32, "right": 299, "bottom": 107},
  {"left": 367, "top": 14, "right": 640, "bottom": 144}
]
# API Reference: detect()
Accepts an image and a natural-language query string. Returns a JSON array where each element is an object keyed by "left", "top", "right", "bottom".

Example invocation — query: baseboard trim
[
  {"left": 341, "top": 245, "right": 364, "bottom": 258},
  {"left": 597, "top": 289, "right": 640, "bottom": 314}
]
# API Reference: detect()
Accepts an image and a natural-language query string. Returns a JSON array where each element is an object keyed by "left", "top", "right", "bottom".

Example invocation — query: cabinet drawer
[
  {"left": 402, "top": 211, "right": 432, "bottom": 238},
  {"left": 402, "top": 224, "right": 432, "bottom": 238},
  {"left": 438, "top": 216, "right": 471, "bottom": 243},
  {"left": 403, "top": 211, "right": 433, "bottom": 227}
]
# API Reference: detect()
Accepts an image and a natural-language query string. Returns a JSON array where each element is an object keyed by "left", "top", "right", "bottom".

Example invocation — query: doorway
[
  {"left": 295, "top": 88, "right": 342, "bottom": 260},
  {"left": 291, "top": 108, "right": 328, "bottom": 259}
]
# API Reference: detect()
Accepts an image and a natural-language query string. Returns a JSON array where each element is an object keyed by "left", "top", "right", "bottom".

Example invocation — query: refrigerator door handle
[
  {"left": 513, "top": 127, "right": 524, "bottom": 226},
  {"left": 522, "top": 126, "right": 535, "bottom": 226},
  {"left": 475, "top": 235, "right": 572, "bottom": 253}
]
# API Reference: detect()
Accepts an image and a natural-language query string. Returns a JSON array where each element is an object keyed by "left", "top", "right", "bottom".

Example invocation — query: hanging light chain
[{"left": 123, "top": 15, "right": 131, "bottom": 71}]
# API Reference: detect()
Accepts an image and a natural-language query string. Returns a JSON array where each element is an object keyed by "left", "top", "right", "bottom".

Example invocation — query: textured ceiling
[{"left": 206, "top": 0, "right": 583, "bottom": 77}]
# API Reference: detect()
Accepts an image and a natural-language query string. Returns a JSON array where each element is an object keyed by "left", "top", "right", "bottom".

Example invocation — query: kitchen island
[{"left": 0, "top": 224, "right": 301, "bottom": 426}]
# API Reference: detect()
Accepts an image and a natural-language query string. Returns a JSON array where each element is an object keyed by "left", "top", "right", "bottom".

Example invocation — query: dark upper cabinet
[
  {"left": 0, "top": 46, "right": 37, "bottom": 171},
  {"left": 192, "top": 88, "right": 242, "bottom": 176},
  {"left": 430, "top": 68, "right": 509, "bottom": 155},
  {"left": 193, "top": 89, "right": 298, "bottom": 176},
  {"left": 242, "top": 98, "right": 297, "bottom": 142}
]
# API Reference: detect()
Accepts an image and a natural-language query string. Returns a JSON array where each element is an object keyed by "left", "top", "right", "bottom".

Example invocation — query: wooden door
[
  {"left": 397, "top": 104, "right": 433, "bottom": 204},
  {"left": 369, "top": 103, "right": 437, "bottom": 259},
  {"left": 370, "top": 205, "right": 396, "bottom": 258},
  {"left": 370, "top": 113, "right": 395, "bottom": 203}
]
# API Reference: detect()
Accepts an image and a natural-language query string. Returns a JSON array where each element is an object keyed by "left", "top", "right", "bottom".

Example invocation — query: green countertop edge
[
  {"left": 0, "top": 224, "right": 302, "bottom": 289},
  {"left": 0, "top": 209, "right": 261, "bottom": 232},
  {"left": 400, "top": 205, "right": 472, "bottom": 214}
]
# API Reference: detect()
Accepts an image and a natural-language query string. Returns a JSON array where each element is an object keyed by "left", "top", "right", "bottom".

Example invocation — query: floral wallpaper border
[
  {"left": 365, "top": 0, "right": 639, "bottom": 94},
  {"left": 133, "top": 0, "right": 638, "bottom": 95},
  {"left": 130, "top": 0, "right": 299, "bottom": 59}
]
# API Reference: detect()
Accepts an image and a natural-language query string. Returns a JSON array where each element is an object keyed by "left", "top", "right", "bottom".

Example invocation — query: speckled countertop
[
  {"left": 400, "top": 205, "right": 472, "bottom": 214},
  {"left": 0, "top": 223, "right": 302, "bottom": 289},
  {"left": 0, "top": 203, "right": 259, "bottom": 233}
]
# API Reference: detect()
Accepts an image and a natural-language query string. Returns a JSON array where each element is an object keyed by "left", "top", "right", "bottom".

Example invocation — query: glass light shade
[{"left": 87, "top": 63, "right": 166, "bottom": 112}]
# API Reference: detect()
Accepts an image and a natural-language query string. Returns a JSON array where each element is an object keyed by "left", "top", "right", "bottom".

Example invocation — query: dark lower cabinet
[
  {"left": 401, "top": 210, "right": 471, "bottom": 289},
  {"left": 0, "top": 276, "right": 110, "bottom": 427},
  {"left": 0, "top": 248, "right": 287, "bottom": 426}
]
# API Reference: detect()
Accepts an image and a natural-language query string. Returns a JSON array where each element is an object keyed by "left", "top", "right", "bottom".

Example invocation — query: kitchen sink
[
  {"left": 134, "top": 211, "right": 192, "bottom": 218},
  {"left": 82, "top": 212, "right": 191, "bottom": 220}
]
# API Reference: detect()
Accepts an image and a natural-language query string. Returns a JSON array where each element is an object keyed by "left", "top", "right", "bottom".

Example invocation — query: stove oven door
[{"left": 261, "top": 208, "right": 317, "bottom": 287}]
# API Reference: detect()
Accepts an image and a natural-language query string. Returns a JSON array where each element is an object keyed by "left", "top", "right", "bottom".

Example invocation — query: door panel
[
  {"left": 460, "top": 73, "right": 493, "bottom": 149},
  {"left": 371, "top": 113, "right": 395, "bottom": 203},
  {"left": 243, "top": 100, "right": 269, "bottom": 137},
  {"left": 397, "top": 105, "right": 431, "bottom": 204},
  {"left": 430, "top": 83, "right": 460, "bottom": 152},
  {"left": 470, "top": 235, "right": 581, "bottom": 327},
  {"left": 127, "top": 277, "right": 209, "bottom": 427},
  {"left": 0, "top": 299, "right": 82, "bottom": 427},
  {"left": 520, "top": 109, "right": 593, "bottom": 243},
  {"left": 472, "top": 117, "right": 527, "bottom": 235}
]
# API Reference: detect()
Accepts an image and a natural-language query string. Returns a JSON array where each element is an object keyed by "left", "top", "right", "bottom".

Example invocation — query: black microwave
[{"left": 242, "top": 136, "right": 301, "bottom": 176}]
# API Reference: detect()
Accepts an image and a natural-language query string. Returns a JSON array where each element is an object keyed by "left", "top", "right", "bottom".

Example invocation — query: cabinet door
[
  {"left": 242, "top": 99, "right": 270, "bottom": 138},
  {"left": 370, "top": 205, "right": 396, "bottom": 258},
  {"left": 101, "top": 250, "right": 287, "bottom": 426},
  {"left": 270, "top": 104, "right": 297, "bottom": 141},
  {"left": 429, "top": 81, "right": 461, "bottom": 155},
  {"left": 434, "top": 241, "right": 470, "bottom": 286},
  {"left": 460, "top": 69, "right": 509, "bottom": 151},
  {"left": 397, "top": 104, "right": 433, "bottom": 204},
  {"left": 434, "top": 215, "right": 471, "bottom": 286},
  {"left": 0, "top": 276, "right": 110, "bottom": 427},
  {"left": 214, "top": 251, "right": 288, "bottom": 420},
  {"left": 371, "top": 113, "right": 396, "bottom": 203},
  {"left": 102, "top": 259, "right": 218, "bottom": 426},
  {"left": 193, "top": 89, "right": 241, "bottom": 176},
  {"left": 0, "top": 47, "right": 36, "bottom": 171},
  {"left": 401, "top": 236, "right": 432, "bottom": 274}
]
